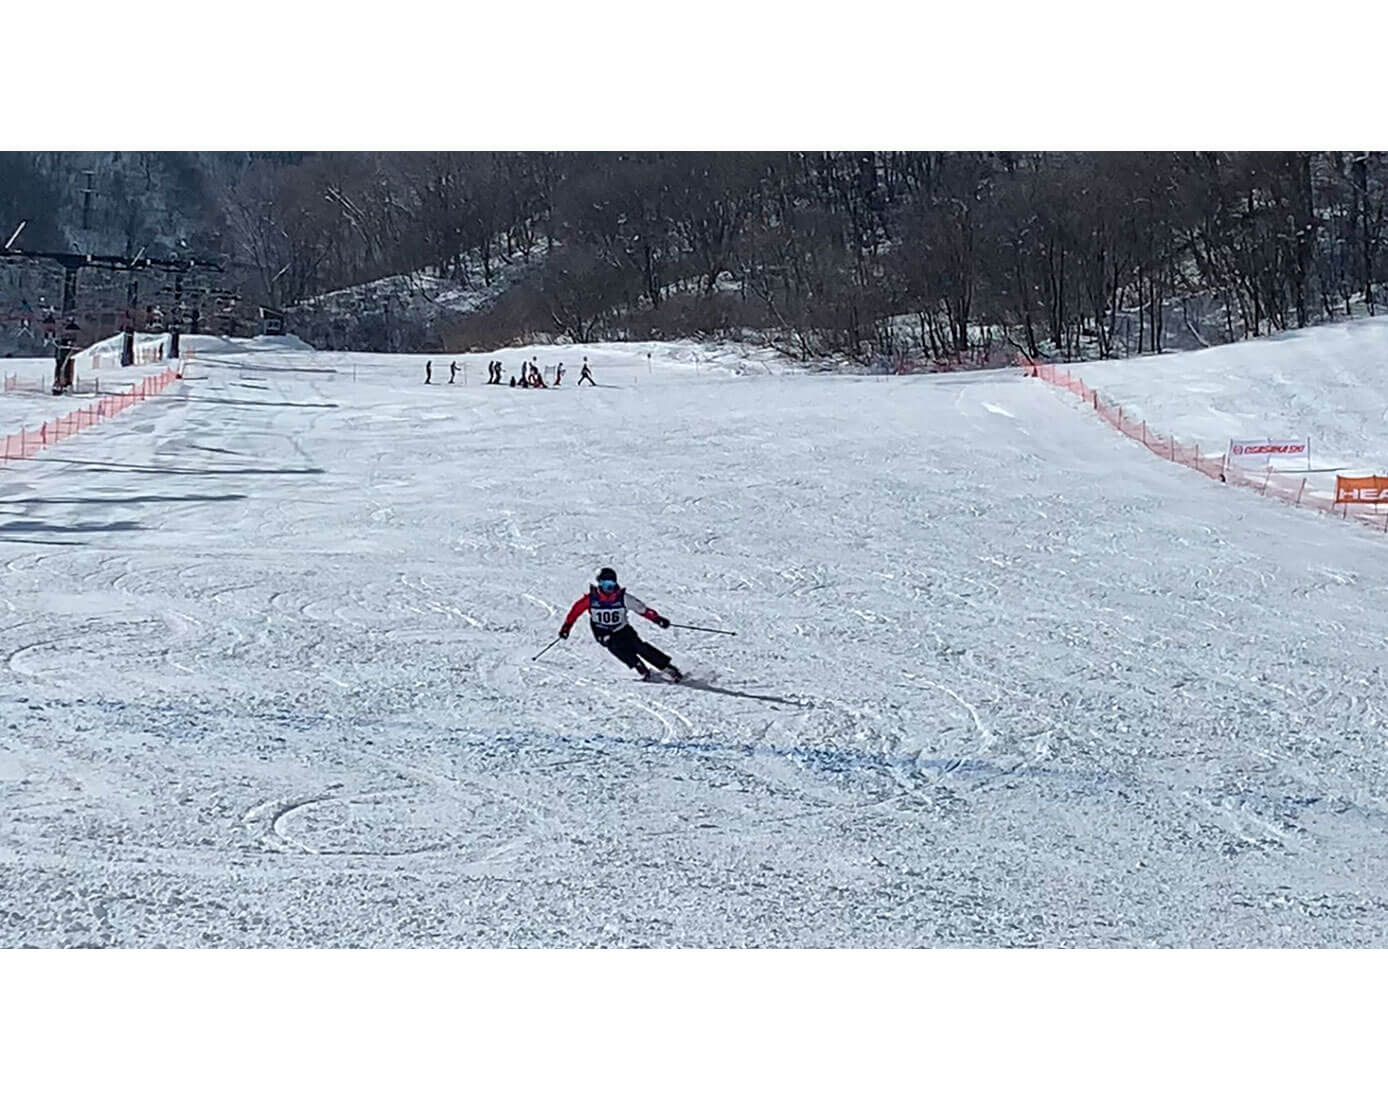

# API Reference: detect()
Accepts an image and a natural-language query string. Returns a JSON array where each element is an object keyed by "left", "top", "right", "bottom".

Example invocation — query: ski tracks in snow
[{"left": 9, "top": 351, "right": 1388, "bottom": 944}]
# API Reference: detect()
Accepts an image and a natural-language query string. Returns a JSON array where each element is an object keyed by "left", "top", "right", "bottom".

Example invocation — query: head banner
[{"left": 1335, "top": 475, "right": 1388, "bottom": 505}]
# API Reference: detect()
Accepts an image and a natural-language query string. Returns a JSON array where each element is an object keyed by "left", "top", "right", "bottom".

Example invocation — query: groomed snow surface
[
  {"left": 3, "top": 328, "right": 1388, "bottom": 947},
  {"left": 1073, "top": 316, "right": 1388, "bottom": 477}
]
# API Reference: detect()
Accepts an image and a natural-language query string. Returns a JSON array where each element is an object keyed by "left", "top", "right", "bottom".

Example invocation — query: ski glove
[
  {"left": 655, "top": 616, "right": 670, "bottom": 629},
  {"left": 558, "top": 625, "right": 570, "bottom": 639}
]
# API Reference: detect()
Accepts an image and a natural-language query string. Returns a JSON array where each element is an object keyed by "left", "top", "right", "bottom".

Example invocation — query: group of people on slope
[
  {"left": 511, "top": 359, "right": 554, "bottom": 388},
  {"left": 424, "top": 356, "right": 596, "bottom": 388}
]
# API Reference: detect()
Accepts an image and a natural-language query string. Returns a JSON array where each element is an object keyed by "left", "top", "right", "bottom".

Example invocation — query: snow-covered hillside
[
  {"left": 1070, "top": 316, "right": 1388, "bottom": 478},
  {"left": 3, "top": 328, "right": 1388, "bottom": 947},
  {"left": 286, "top": 245, "right": 549, "bottom": 351}
]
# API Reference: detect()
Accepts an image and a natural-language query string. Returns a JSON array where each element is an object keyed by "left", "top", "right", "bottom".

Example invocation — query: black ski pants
[{"left": 594, "top": 624, "right": 670, "bottom": 671}]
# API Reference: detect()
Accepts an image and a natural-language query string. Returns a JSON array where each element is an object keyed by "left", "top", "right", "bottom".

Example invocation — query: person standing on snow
[
  {"left": 557, "top": 567, "right": 682, "bottom": 681},
  {"left": 424, "top": 360, "right": 432, "bottom": 384},
  {"left": 578, "top": 358, "right": 595, "bottom": 386},
  {"left": 449, "top": 361, "right": 458, "bottom": 384}
]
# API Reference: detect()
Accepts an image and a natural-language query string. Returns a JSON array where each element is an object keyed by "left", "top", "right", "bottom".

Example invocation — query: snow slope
[
  {"left": 3, "top": 335, "right": 1388, "bottom": 947},
  {"left": 1072, "top": 315, "right": 1388, "bottom": 478}
]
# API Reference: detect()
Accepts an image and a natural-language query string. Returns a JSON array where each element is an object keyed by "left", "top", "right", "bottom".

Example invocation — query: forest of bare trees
[{"left": 6, "top": 152, "right": 1388, "bottom": 362}]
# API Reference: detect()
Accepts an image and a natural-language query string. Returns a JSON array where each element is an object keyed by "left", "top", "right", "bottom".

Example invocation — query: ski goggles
[{"left": 598, "top": 579, "right": 618, "bottom": 592}]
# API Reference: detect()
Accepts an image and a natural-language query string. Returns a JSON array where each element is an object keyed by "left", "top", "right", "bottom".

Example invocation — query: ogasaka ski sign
[
  {"left": 1228, "top": 438, "right": 1309, "bottom": 464},
  {"left": 1335, "top": 475, "right": 1388, "bottom": 505}
]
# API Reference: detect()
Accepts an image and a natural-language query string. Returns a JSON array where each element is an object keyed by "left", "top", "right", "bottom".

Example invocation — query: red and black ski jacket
[{"left": 562, "top": 586, "right": 663, "bottom": 636}]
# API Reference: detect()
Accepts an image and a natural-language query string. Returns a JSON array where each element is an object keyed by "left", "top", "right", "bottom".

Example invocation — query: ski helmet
[{"left": 596, "top": 567, "right": 618, "bottom": 585}]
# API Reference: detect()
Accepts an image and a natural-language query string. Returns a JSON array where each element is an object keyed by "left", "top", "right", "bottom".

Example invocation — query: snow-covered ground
[
  {"left": 3, "top": 329, "right": 1388, "bottom": 947},
  {"left": 1071, "top": 316, "right": 1388, "bottom": 479}
]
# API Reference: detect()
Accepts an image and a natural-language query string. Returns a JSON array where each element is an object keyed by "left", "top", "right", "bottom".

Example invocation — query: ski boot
[
  {"left": 666, "top": 665, "right": 683, "bottom": 683},
  {"left": 635, "top": 661, "right": 653, "bottom": 681}
]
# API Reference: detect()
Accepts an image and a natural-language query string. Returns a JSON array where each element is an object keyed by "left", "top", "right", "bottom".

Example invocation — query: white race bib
[{"left": 590, "top": 604, "right": 628, "bottom": 630}]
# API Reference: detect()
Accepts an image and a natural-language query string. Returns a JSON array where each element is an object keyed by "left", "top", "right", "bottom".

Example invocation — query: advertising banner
[
  {"left": 1335, "top": 475, "right": 1388, "bottom": 505},
  {"left": 1228, "top": 438, "right": 1309, "bottom": 465}
]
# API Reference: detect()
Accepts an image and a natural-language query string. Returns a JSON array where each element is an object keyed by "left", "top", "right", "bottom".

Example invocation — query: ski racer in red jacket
[{"left": 558, "top": 567, "right": 682, "bottom": 681}]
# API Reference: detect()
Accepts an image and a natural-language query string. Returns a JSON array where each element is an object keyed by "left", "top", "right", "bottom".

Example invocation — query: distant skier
[
  {"left": 449, "top": 361, "right": 458, "bottom": 384},
  {"left": 557, "top": 567, "right": 682, "bottom": 682},
  {"left": 578, "top": 358, "right": 595, "bottom": 386},
  {"left": 529, "top": 365, "right": 547, "bottom": 389},
  {"left": 554, "top": 362, "right": 564, "bottom": 386},
  {"left": 424, "top": 360, "right": 432, "bottom": 384}
]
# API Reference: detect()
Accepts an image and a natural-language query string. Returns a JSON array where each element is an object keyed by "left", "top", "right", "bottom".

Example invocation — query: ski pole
[
  {"left": 668, "top": 623, "right": 737, "bottom": 636},
  {"left": 531, "top": 637, "right": 562, "bottom": 660}
]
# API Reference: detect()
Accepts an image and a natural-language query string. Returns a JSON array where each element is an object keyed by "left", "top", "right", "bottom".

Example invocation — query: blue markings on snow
[
  {"left": 67, "top": 697, "right": 330, "bottom": 742},
  {"left": 62, "top": 695, "right": 1112, "bottom": 794},
  {"left": 479, "top": 725, "right": 1114, "bottom": 794}
]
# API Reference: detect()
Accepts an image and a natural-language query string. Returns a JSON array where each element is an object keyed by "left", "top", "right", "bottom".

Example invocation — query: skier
[
  {"left": 557, "top": 567, "right": 682, "bottom": 682},
  {"left": 554, "top": 362, "right": 564, "bottom": 386},
  {"left": 424, "top": 360, "right": 432, "bottom": 385},
  {"left": 449, "top": 361, "right": 458, "bottom": 384},
  {"left": 578, "top": 358, "right": 595, "bottom": 386}
]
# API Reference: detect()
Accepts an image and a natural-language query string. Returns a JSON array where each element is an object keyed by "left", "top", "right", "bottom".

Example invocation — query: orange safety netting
[{"left": 2, "top": 366, "right": 180, "bottom": 467}]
